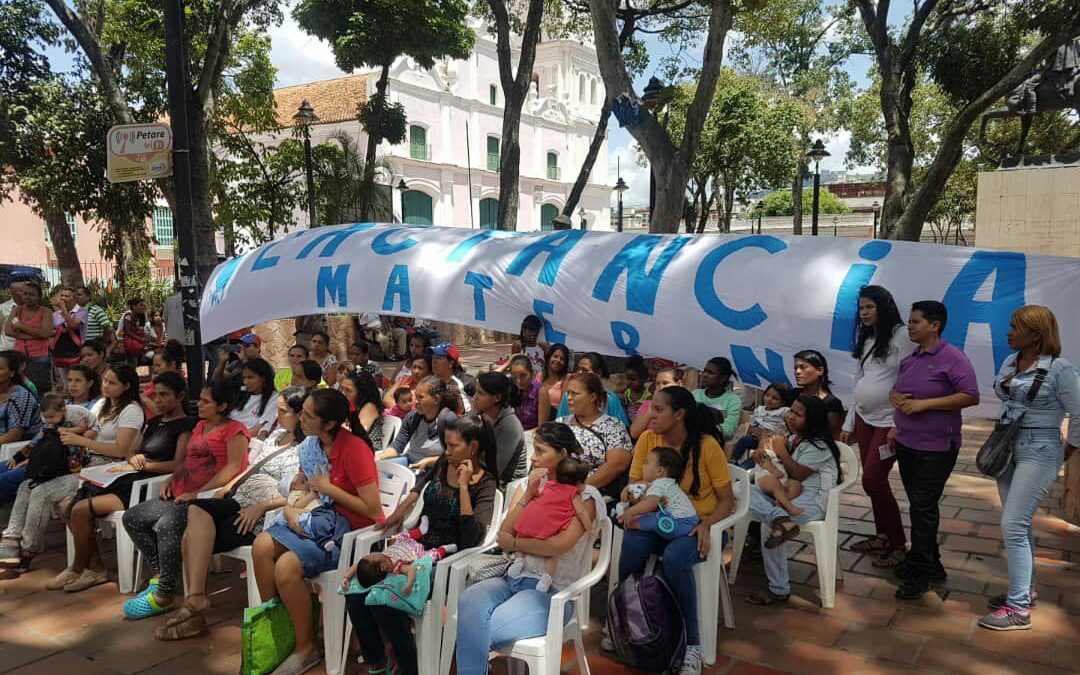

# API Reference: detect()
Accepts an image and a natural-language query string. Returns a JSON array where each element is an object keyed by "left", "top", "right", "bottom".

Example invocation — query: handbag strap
[
  {"left": 1025, "top": 367, "right": 1049, "bottom": 403},
  {"left": 225, "top": 441, "right": 296, "bottom": 498}
]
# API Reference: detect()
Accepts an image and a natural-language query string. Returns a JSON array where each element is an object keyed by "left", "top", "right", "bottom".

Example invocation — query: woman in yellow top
[{"left": 618, "top": 386, "right": 734, "bottom": 675}]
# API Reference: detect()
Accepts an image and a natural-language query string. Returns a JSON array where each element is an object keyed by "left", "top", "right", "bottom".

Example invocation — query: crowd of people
[{"left": 0, "top": 277, "right": 1076, "bottom": 673}]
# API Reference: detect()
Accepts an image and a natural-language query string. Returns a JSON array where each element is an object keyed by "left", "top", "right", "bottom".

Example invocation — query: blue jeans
[
  {"left": 456, "top": 575, "right": 566, "bottom": 675},
  {"left": 732, "top": 435, "right": 758, "bottom": 467},
  {"left": 0, "top": 464, "right": 28, "bottom": 505},
  {"left": 618, "top": 528, "right": 704, "bottom": 644},
  {"left": 749, "top": 487, "right": 825, "bottom": 597},
  {"left": 997, "top": 428, "right": 1063, "bottom": 609}
]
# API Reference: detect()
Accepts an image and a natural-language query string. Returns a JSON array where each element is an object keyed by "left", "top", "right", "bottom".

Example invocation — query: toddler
[
  {"left": 732, "top": 382, "right": 793, "bottom": 468},
  {"left": 755, "top": 435, "right": 804, "bottom": 516},
  {"left": 616, "top": 447, "right": 699, "bottom": 538},
  {"left": 270, "top": 436, "right": 335, "bottom": 541},
  {"left": 345, "top": 516, "right": 457, "bottom": 594},
  {"left": 386, "top": 387, "right": 414, "bottom": 420},
  {"left": 506, "top": 458, "right": 593, "bottom": 592}
]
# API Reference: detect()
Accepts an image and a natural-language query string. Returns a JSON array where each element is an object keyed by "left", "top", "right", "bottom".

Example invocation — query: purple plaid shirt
[{"left": 893, "top": 340, "right": 979, "bottom": 452}]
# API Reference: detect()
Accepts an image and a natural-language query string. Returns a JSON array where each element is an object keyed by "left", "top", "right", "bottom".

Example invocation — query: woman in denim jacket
[{"left": 980, "top": 305, "right": 1080, "bottom": 631}]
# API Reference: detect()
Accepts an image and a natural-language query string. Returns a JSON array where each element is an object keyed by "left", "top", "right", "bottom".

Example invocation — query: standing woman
[
  {"left": 339, "top": 369, "right": 385, "bottom": 450},
  {"left": 309, "top": 331, "right": 338, "bottom": 388},
  {"left": 251, "top": 389, "right": 382, "bottom": 675},
  {"left": 377, "top": 376, "right": 458, "bottom": 470},
  {"left": 978, "top": 306, "right": 1079, "bottom": 631},
  {"left": 118, "top": 298, "right": 151, "bottom": 365},
  {"left": 0, "top": 351, "right": 43, "bottom": 505},
  {"left": 620, "top": 387, "right": 735, "bottom": 674},
  {"left": 693, "top": 357, "right": 744, "bottom": 443},
  {"left": 58, "top": 371, "right": 193, "bottom": 591},
  {"left": 473, "top": 371, "right": 527, "bottom": 484},
  {"left": 5, "top": 280, "right": 53, "bottom": 394},
  {"left": 537, "top": 343, "right": 570, "bottom": 427},
  {"left": 507, "top": 355, "right": 541, "bottom": 431},
  {"left": 889, "top": 301, "right": 979, "bottom": 600},
  {"left": 231, "top": 358, "right": 279, "bottom": 438},
  {"left": 557, "top": 372, "right": 632, "bottom": 501},
  {"left": 792, "top": 350, "right": 846, "bottom": 439},
  {"left": 842, "top": 285, "right": 912, "bottom": 567}
]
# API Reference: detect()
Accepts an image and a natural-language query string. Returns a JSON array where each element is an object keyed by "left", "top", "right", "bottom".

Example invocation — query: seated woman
[
  {"left": 140, "top": 340, "right": 184, "bottom": 417},
  {"left": 64, "top": 363, "right": 100, "bottom": 411},
  {"left": 156, "top": 386, "right": 308, "bottom": 641},
  {"left": 617, "top": 386, "right": 735, "bottom": 675},
  {"left": 507, "top": 355, "right": 541, "bottom": 431},
  {"left": 339, "top": 370, "right": 385, "bottom": 450},
  {"left": 555, "top": 352, "right": 629, "bottom": 426},
  {"left": 455, "top": 422, "right": 601, "bottom": 675},
  {"left": 119, "top": 379, "right": 248, "bottom": 618},
  {"left": 746, "top": 395, "right": 842, "bottom": 606},
  {"left": 231, "top": 358, "right": 279, "bottom": 439},
  {"left": 376, "top": 376, "right": 458, "bottom": 471},
  {"left": 0, "top": 351, "right": 44, "bottom": 505},
  {"left": 692, "top": 357, "right": 743, "bottom": 443},
  {"left": 473, "top": 371, "right": 527, "bottom": 485},
  {"left": 274, "top": 344, "right": 310, "bottom": 391},
  {"left": 251, "top": 388, "right": 382, "bottom": 675},
  {"left": 58, "top": 371, "right": 194, "bottom": 592},
  {"left": 791, "top": 350, "right": 846, "bottom": 440},
  {"left": 344, "top": 414, "right": 499, "bottom": 675},
  {"left": 537, "top": 343, "right": 570, "bottom": 428},
  {"left": 557, "top": 372, "right": 633, "bottom": 503}
]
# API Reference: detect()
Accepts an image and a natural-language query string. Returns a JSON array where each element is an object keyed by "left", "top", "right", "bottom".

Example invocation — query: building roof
[{"left": 273, "top": 74, "right": 369, "bottom": 128}]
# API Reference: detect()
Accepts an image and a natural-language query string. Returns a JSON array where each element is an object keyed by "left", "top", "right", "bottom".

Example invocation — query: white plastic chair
[
  {"left": 0, "top": 440, "right": 31, "bottom": 463},
  {"left": 493, "top": 517, "right": 613, "bottom": 675},
  {"left": 380, "top": 414, "right": 401, "bottom": 452},
  {"left": 605, "top": 466, "right": 751, "bottom": 666},
  {"left": 69, "top": 472, "right": 172, "bottom": 594},
  {"left": 727, "top": 442, "right": 860, "bottom": 609}
]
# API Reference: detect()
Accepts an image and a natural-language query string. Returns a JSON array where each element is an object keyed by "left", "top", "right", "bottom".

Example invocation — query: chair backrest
[
  {"left": 522, "top": 431, "right": 534, "bottom": 474},
  {"left": 381, "top": 414, "right": 402, "bottom": 452},
  {"left": 824, "top": 443, "right": 860, "bottom": 526},
  {"left": 375, "top": 460, "right": 417, "bottom": 516},
  {"left": 502, "top": 477, "right": 529, "bottom": 517},
  {"left": 727, "top": 465, "right": 752, "bottom": 521}
]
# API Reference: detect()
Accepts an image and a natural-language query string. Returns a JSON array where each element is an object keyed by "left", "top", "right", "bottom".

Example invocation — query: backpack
[
  {"left": 51, "top": 323, "right": 83, "bottom": 368},
  {"left": 606, "top": 573, "right": 686, "bottom": 673},
  {"left": 26, "top": 428, "right": 72, "bottom": 486}
]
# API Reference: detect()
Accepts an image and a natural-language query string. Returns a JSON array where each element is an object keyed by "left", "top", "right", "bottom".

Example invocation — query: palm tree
[{"left": 314, "top": 131, "right": 397, "bottom": 224}]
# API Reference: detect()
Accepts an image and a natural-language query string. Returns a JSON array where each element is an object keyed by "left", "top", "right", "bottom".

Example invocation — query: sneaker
[
  {"left": 63, "top": 568, "right": 108, "bottom": 593},
  {"left": 0, "top": 543, "right": 21, "bottom": 566},
  {"left": 978, "top": 605, "right": 1032, "bottom": 631},
  {"left": 45, "top": 568, "right": 81, "bottom": 591},
  {"left": 534, "top": 573, "right": 552, "bottom": 593},
  {"left": 679, "top": 645, "right": 702, "bottom": 675},
  {"left": 895, "top": 577, "right": 930, "bottom": 600},
  {"left": 600, "top": 627, "right": 614, "bottom": 652},
  {"left": 270, "top": 649, "right": 322, "bottom": 675},
  {"left": 506, "top": 557, "right": 525, "bottom": 578},
  {"left": 988, "top": 590, "right": 1037, "bottom": 611}
]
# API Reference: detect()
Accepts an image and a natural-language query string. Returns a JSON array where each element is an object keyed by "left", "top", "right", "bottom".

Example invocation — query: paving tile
[
  {"left": 825, "top": 594, "right": 899, "bottom": 628},
  {"left": 938, "top": 518, "right": 974, "bottom": 535},
  {"left": 779, "top": 638, "right": 864, "bottom": 675},
  {"left": 835, "top": 625, "right": 926, "bottom": 665},
  {"left": 749, "top": 607, "right": 847, "bottom": 647},
  {"left": 956, "top": 508, "right": 1002, "bottom": 525},
  {"left": 0, "top": 640, "right": 61, "bottom": 673},
  {"left": 889, "top": 605, "right": 974, "bottom": 643},
  {"left": 943, "top": 535, "right": 1000, "bottom": 556},
  {"left": 5, "top": 650, "right": 117, "bottom": 675},
  {"left": 915, "top": 638, "right": 1005, "bottom": 675},
  {"left": 969, "top": 627, "right": 1056, "bottom": 665},
  {"left": 727, "top": 661, "right": 792, "bottom": 675}
]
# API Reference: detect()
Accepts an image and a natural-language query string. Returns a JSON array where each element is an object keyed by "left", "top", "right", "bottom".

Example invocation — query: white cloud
[
  {"left": 268, "top": 14, "right": 348, "bottom": 87},
  {"left": 606, "top": 135, "right": 651, "bottom": 208}
]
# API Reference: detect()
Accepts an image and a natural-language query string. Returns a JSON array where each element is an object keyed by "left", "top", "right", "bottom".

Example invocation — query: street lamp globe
[
  {"left": 641, "top": 76, "right": 666, "bottom": 111},
  {"left": 293, "top": 99, "right": 319, "bottom": 126},
  {"left": 807, "top": 138, "right": 830, "bottom": 165},
  {"left": 397, "top": 179, "right": 409, "bottom": 192},
  {"left": 613, "top": 177, "right": 629, "bottom": 193}
]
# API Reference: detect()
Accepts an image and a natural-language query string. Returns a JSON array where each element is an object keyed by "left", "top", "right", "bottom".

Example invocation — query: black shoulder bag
[{"left": 976, "top": 366, "right": 1048, "bottom": 478}]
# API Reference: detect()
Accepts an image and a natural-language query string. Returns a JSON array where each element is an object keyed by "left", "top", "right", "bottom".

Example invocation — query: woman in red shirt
[
  {"left": 120, "top": 379, "right": 248, "bottom": 620},
  {"left": 251, "top": 388, "right": 382, "bottom": 675}
]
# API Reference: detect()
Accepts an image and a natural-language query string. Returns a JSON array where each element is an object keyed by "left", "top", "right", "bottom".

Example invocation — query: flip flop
[
  {"left": 746, "top": 589, "right": 790, "bottom": 605},
  {"left": 850, "top": 536, "right": 889, "bottom": 553},
  {"left": 765, "top": 517, "right": 800, "bottom": 549}
]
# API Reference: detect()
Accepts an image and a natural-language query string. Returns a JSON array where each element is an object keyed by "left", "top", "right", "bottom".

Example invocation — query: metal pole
[
  {"left": 811, "top": 161, "right": 821, "bottom": 236},
  {"left": 303, "top": 128, "right": 316, "bottom": 227},
  {"left": 873, "top": 209, "right": 879, "bottom": 239},
  {"left": 164, "top": 0, "right": 203, "bottom": 399},
  {"left": 465, "top": 120, "right": 475, "bottom": 229},
  {"left": 617, "top": 191, "right": 623, "bottom": 233},
  {"left": 757, "top": 211, "right": 762, "bottom": 235}
]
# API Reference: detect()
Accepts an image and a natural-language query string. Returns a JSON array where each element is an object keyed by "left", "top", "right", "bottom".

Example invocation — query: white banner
[{"left": 201, "top": 224, "right": 1080, "bottom": 407}]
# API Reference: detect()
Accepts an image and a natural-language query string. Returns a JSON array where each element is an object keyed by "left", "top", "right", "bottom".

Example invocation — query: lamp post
[
  {"left": 807, "top": 139, "right": 830, "bottom": 236},
  {"left": 872, "top": 200, "right": 881, "bottom": 239},
  {"left": 641, "top": 76, "right": 671, "bottom": 224},
  {"left": 578, "top": 207, "right": 588, "bottom": 230},
  {"left": 397, "top": 178, "right": 408, "bottom": 223},
  {"left": 756, "top": 200, "right": 764, "bottom": 234},
  {"left": 294, "top": 100, "right": 319, "bottom": 228},
  {"left": 613, "top": 157, "right": 628, "bottom": 233}
]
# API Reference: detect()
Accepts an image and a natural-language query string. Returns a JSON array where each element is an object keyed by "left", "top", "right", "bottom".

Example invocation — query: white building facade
[{"left": 277, "top": 23, "right": 611, "bottom": 232}]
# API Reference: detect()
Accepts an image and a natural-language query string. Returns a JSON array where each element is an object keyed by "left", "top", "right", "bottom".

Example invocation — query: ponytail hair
[
  {"left": 309, "top": 388, "right": 374, "bottom": 451},
  {"left": 447, "top": 413, "right": 499, "bottom": 488},
  {"left": 795, "top": 395, "right": 843, "bottom": 482},
  {"left": 655, "top": 386, "right": 720, "bottom": 498}
]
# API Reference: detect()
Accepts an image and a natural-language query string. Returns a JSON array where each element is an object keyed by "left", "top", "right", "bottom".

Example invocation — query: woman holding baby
[
  {"left": 346, "top": 413, "right": 499, "bottom": 675},
  {"left": 455, "top": 422, "right": 603, "bottom": 675}
]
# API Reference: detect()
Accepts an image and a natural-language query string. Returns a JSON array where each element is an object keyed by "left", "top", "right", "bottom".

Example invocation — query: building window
[
  {"left": 409, "top": 125, "right": 430, "bottom": 160},
  {"left": 45, "top": 213, "right": 79, "bottom": 245},
  {"left": 479, "top": 198, "right": 499, "bottom": 230},
  {"left": 579, "top": 74, "right": 586, "bottom": 102},
  {"left": 540, "top": 204, "right": 559, "bottom": 231},
  {"left": 152, "top": 207, "right": 174, "bottom": 247},
  {"left": 489, "top": 84, "right": 497, "bottom": 106},
  {"left": 590, "top": 79, "right": 597, "bottom": 105},
  {"left": 486, "top": 136, "right": 500, "bottom": 172},
  {"left": 546, "top": 152, "right": 559, "bottom": 181},
  {"left": 401, "top": 190, "right": 433, "bottom": 225}
]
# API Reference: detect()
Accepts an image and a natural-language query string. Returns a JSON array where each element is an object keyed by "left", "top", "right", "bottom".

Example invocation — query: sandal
[
  {"left": 765, "top": 517, "right": 800, "bottom": 549},
  {"left": 850, "top": 535, "right": 889, "bottom": 553},
  {"left": 155, "top": 613, "right": 207, "bottom": 641},
  {"left": 164, "top": 596, "right": 210, "bottom": 628},
  {"left": 872, "top": 548, "right": 906, "bottom": 568},
  {"left": 746, "top": 589, "right": 790, "bottom": 605}
]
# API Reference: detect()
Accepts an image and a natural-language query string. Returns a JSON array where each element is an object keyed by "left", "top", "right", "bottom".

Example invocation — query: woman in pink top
[
  {"left": 629, "top": 366, "right": 684, "bottom": 440},
  {"left": 5, "top": 280, "right": 53, "bottom": 394},
  {"left": 538, "top": 343, "right": 570, "bottom": 423}
]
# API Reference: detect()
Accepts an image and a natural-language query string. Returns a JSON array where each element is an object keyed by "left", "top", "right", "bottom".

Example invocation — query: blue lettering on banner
[
  {"left": 297, "top": 223, "right": 375, "bottom": 259},
  {"left": 829, "top": 241, "right": 892, "bottom": 352},
  {"left": 942, "top": 250, "right": 1026, "bottom": 370},
  {"left": 464, "top": 272, "right": 494, "bottom": 321},
  {"left": 611, "top": 321, "right": 641, "bottom": 355},
  {"left": 382, "top": 264, "right": 412, "bottom": 313},
  {"left": 730, "top": 345, "right": 791, "bottom": 389},
  {"left": 251, "top": 241, "right": 283, "bottom": 271},
  {"left": 694, "top": 235, "right": 788, "bottom": 330},
  {"left": 372, "top": 228, "right": 419, "bottom": 255},
  {"left": 448, "top": 230, "right": 498, "bottom": 262},
  {"left": 506, "top": 230, "right": 586, "bottom": 286},
  {"left": 591, "top": 235, "right": 691, "bottom": 315},
  {"left": 316, "top": 264, "right": 351, "bottom": 309},
  {"left": 209, "top": 254, "right": 248, "bottom": 306},
  {"left": 532, "top": 299, "right": 567, "bottom": 344}
]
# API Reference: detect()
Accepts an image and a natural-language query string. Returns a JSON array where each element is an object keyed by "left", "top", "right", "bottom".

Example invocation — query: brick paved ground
[{"left": 0, "top": 344, "right": 1076, "bottom": 674}]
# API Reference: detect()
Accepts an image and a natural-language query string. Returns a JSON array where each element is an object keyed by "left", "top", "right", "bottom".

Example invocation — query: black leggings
[{"left": 346, "top": 594, "right": 418, "bottom": 675}]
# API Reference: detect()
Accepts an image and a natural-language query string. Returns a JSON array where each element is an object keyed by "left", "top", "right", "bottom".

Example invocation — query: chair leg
[
  {"left": 578, "top": 589, "right": 590, "bottom": 631},
  {"left": 321, "top": 585, "right": 347, "bottom": 675},
  {"left": 573, "top": 631, "right": 591, "bottom": 675},
  {"left": 65, "top": 528, "right": 75, "bottom": 568},
  {"left": 697, "top": 566, "right": 720, "bottom": 666},
  {"left": 440, "top": 614, "right": 457, "bottom": 675},
  {"left": 718, "top": 565, "right": 735, "bottom": 631},
  {"left": 728, "top": 517, "right": 749, "bottom": 584},
  {"left": 606, "top": 527, "right": 623, "bottom": 598},
  {"left": 814, "top": 534, "right": 837, "bottom": 609}
]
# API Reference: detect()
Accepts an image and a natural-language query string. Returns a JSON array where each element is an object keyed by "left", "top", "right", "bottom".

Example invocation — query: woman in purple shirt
[{"left": 888, "top": 301, "right": 979, "bottom": 600}]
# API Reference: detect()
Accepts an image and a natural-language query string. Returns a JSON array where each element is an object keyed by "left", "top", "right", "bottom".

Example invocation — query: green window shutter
[
  {"left": 479, "top": 198, "right": 499, "bottom": 230},
  {"left": 401, "top": 190, "right": 433, "bottom": 225},
  {"left": 540, "top": 204, "right": 558, "bottom": 231},
  {"left": 409, "top": 126, "right": 428, "bottom": 159},
  {"left": 487, "top": 136, "right": 500, "bottom": 172}
]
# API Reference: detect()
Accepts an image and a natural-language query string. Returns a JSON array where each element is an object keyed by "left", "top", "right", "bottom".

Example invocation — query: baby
[
  {"left": 345, "top": 516, "right": 456, "bottom": 594},
  {"left": 506, "top": 457, "right": 593, "bottom": 592},
  {"left": 616, "top": 447, "right": 699, "bottom": 538},
  {"left": 732, "top": 383, "right": 793, "bottom": 467},
  {"left": 755, "top": 435, "right": 804, "bottom": 516},
  {"left": 17, "top": 394, "right": 96, "bottom": 473},
  {"left": 271, "top": 436, "right": 335, "bottom": 541},
  {"left": 386, "top": 387, "right": 414, "bottom": 420}
]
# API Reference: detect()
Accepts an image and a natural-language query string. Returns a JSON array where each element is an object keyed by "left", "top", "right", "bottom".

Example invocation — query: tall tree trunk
[
  {"left": 489, "top": 0, "right": 544, "bottom": 231},
  {"left": 44, "top": 209, "right": 84, "bottom": 287},
  {"left": 791, "top": 157, "right": 806, "bottom": 235},
  {"left": 188, "top": 102, "right": 219, "bottom": 283},
  {"left": 360, "top": 64, "right": 391, "bottom": 222},
  {"left": 562, "top": 98, "right": 611, "bottom": 219},
  {"left": 722, "top": 175, "right": 736, "bottom": 233},
  {"left": 877, "top": 57, "right": 915, "bottom": 240}
]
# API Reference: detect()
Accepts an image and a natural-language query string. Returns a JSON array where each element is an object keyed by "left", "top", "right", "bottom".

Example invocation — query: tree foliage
[{"left": 758, "top": 187, "right": 851, "bottom": 217}]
